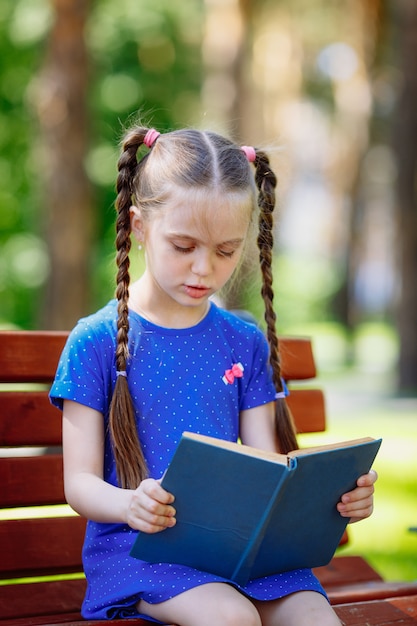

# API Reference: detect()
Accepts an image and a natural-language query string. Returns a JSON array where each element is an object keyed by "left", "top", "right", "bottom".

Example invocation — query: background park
[{"left": 0, "top": 0, "right": 416, "bottom": 584}]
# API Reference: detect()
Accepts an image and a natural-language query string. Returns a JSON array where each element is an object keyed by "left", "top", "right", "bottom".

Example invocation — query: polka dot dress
[{"left": 50, "top": 300, "right": 326, "bottom": 621}]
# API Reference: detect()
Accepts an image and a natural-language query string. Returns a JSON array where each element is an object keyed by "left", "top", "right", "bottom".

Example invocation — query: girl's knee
[
  {"left": 257, "top": 592, "right": 341, "bottom": 626},
  {"left": 138, "top": 584, "right": 262, "bottom": 626},
  {"left": 218, "top": 600, "right": 261, "bottom": 626}
]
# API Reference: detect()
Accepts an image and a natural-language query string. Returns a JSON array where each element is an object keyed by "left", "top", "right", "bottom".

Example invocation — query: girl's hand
[
  {"left": 126, "top": 478, "right": 176, "bottom": 533},
  {"left": 337, "top": 469, "right": 378, "bottom": 523}
]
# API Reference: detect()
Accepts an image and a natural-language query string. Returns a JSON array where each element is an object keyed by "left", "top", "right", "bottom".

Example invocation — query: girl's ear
[{"left": 130, "top": 205, "right": 144, "bottom": 243}]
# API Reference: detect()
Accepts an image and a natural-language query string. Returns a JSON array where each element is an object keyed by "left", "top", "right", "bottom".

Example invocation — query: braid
[
  {"left": 109, "top": 128, "right": 148, "bottom": 488},
  {"left": 254, "top": 150, "right": 298, "bottom": 453}
]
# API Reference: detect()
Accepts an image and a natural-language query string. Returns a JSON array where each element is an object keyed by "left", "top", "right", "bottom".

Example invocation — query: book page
[
  {"left": 183, "top": 432, "right": 289, "bottom": 465},
  {"left": 289, "top": 436, "right": 376, "bottom": 459}
]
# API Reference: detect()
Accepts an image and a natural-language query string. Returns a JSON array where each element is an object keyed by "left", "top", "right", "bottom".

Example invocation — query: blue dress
[{"left": 50, "top": 300, "right": 326, "bottom": 621}]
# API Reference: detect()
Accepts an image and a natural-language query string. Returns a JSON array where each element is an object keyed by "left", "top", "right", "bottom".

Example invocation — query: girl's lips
[{"left": 184, "top": 285, "right": 211, "bottom": 299}]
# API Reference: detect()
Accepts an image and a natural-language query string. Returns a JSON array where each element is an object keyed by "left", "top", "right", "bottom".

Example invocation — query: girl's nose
[{"left": 191, "top": 250, "right": 212, "bottom": 277}]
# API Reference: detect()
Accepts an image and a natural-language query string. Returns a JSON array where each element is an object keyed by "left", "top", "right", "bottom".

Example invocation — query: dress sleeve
[
  {"left": 239, "top": 327, "right": 276, "bottom": 411},
  {"left": 49, "top": 319, "right": 115, "bottom": 414}
]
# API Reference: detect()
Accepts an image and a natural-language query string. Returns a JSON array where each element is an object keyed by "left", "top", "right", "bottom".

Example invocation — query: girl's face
[{"left": 131, "top": 186, "right": 252, "bottom": 321}]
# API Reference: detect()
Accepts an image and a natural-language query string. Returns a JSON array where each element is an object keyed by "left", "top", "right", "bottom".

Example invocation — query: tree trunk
[
  {"left": 201, "top": 0, "right": 255, "bottom": 312},
  {"left": 392, "top": 0, "right": 417, "bottom": 392},
  {"left": 35, "top": 0, "right": 94, "bottom": 330}
]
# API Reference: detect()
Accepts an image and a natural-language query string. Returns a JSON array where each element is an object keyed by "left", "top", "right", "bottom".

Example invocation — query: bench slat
[
  {"left": 314, "top": 555, "right": 383, "bottom": 588},
  {"left": 0, "top": 616, "right": 156, "bottom": 626},
  {"left": 334, "top": 594, "right": 417, "bottom": 625},
  {"left": 0, "top": 331, "right": 68, "bottom": 383},
  {"left": 0, "top": 455, "right": 65, "bottom": 507},
  {"left": 0, "top": 578, "right": 86, "bottom": 620},
  {"left": 280, "top": 336, "right": 316, "bottom": 380},
  {"left": 0, "top": 391, "right": 61, "bottom": 446},
  {"left": 287, "top": 388, "right": 326, "bottom": 433},
  {"left": 0, "top": 615, "right": 156, "bottom": 626},
  {"left": 329, "top": 581, "right": 417, "bottom": 605},
  {"left": 0, "top": 615, "right": 85, "bottom": 626},
  {"left": 0, "top": 516, "right": 85, "bottom": 578}
]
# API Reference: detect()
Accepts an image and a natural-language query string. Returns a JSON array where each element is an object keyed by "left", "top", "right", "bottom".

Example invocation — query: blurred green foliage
[
  {"left": 0, "top": 0, "right": 403, "bottom": 338},
  {"left": 0, "top": 0, "right": 203, "bottom": 328},
  {"left": 0, "top": 0, "right": 48, "bottom": 327}
]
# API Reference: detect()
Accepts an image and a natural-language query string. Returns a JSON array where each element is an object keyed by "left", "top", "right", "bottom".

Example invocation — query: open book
[{"left": 131, "top": 432, "right": 381, "bottom": 585}]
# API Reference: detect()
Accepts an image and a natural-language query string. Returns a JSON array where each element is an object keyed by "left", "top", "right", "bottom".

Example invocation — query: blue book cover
[{"left": 130, "top": 432, "right": 381, "bottom": 585}]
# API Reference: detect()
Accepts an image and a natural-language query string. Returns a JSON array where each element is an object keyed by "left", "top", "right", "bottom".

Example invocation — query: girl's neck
[{"left": 128, "top": 279, "right": 210, "bottom": 329}]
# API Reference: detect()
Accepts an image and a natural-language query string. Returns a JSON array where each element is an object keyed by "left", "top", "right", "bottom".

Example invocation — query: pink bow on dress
[{"left": 222, "top": 362, "right": 244, "bottom": 385}]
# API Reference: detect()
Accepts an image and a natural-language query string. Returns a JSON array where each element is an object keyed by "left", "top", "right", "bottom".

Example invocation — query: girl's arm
[
  {"left": 239, "top": 401, "right": 278, "bottom": 452},
  {"left": 62, "top": 399, "right": 176, "bottom": 532},
  {"left": 239, "top": 402, "right": 377, "bottom": 523}
]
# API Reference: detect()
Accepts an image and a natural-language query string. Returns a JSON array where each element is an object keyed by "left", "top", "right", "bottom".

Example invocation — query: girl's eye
[
  {"left": 173, "top": 244, "right": 194, "bottom": 254},
  {"left": 172, "top": 243, "right": 237, "bottom": 257},
  {"left": 217, "top": 248, "right": 236, "bottom": 258}
]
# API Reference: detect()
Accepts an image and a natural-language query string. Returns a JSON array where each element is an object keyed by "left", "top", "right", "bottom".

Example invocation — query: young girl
[{"left": 50, "top": 125, "right": 377, "bottom": 626}]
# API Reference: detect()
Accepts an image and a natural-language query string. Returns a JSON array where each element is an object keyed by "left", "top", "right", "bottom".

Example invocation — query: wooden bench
[
  {"left": 335, "top": 594, "right": 417, "bottom": 625},
  {"left": 0, "top": 330, "right": 416, "bottom": 626}
]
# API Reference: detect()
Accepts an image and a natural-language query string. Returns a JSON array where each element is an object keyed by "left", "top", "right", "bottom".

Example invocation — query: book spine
[{"left": 230, "top": 460, "right": 296, "bottom": 585}]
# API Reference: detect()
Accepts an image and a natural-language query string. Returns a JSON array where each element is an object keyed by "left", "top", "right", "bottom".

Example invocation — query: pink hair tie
[
  {"left": 241, "top": 145, "right": 256, "bottom": 163},
  {"left": 143, "top": 128, "right": 160, "bottom": 148}
]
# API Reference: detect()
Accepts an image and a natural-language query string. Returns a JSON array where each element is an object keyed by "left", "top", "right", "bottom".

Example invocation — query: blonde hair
[{"left": 111, "top": 126, "right": 298, "bottom": 488}]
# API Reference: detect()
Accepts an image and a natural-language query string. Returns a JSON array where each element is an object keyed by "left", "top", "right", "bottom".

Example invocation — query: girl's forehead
[{"left": 158, "top": 186, "right": 253, "bottom": 236}]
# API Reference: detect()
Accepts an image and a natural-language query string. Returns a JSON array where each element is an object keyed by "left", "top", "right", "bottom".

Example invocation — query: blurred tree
[
  {"left": 227, "top": 0, "right": 382, "bottom": 330},
  {"left": 201, "top": 0, "right": 259, "bottom": 314},
  {"left": 392, "top": 0, "right": 417, "bottom": 392},
  {"left": 34, "top": 0, "right": 204, "bottom": 329},
  {"left": 35, "top": 0, "right": 93, "bottom": 330},
  {"left": 326, "top": 0, "right": 383, "bottom": 336}
]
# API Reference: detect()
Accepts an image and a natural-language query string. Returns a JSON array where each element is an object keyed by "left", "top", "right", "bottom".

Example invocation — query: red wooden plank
[
  {"left": 334, "top": 594, "right": 417, "bottom": 625},
  {"left": 280, "top": 336, "right": 317, "bottom": 380},
  {"left": 314, "top": 556, "right": 383, "bottom": 588},
  {"left": 0, "top": 578, "right": 86, "bottom": 620},
  {"left": 0, "top": 331, "right": 68, "bottom": 383},
  {"left": 0, "top": 391, "right": 61, "bottom": 446},
  {"left": 287, "top": 388, "right": 326, "bottom": 433},
  {"left": 0, "top": 455, "right": 65, "bottom": 508},
  {"left": 391, "top": 595, "right": 417, "bottom": 619},
  {"left": 0, "top": 616, "right": 157, "bottom": 626},
  {"left": 0, "top": 615, "right": 83, "bottom": 626},
  {"left": 0, "top": 516, "right": 85, "bottom": 578},
  {"left": 328, "top": 581, "right": 417, "bottom": 605},
  {"left": 63, "top": 618, "right": 171, "bottom": 626}
]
